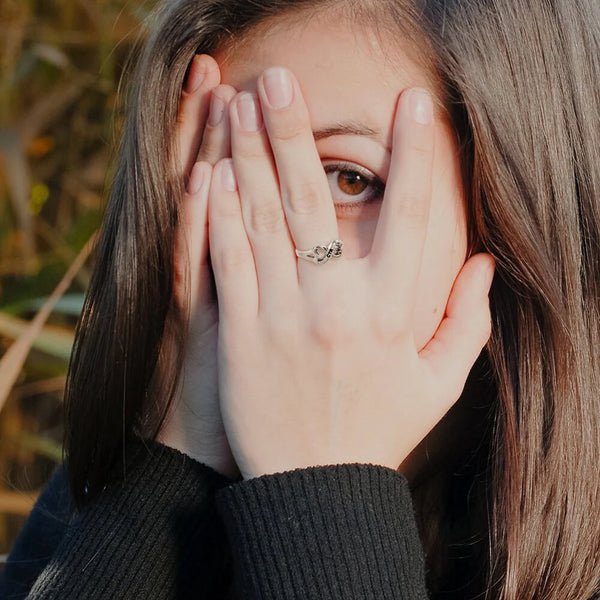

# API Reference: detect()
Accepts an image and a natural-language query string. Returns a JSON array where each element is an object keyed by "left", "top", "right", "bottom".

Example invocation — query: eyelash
[{"left": 322, "top": 160, "right": 386, "bottom": 214}]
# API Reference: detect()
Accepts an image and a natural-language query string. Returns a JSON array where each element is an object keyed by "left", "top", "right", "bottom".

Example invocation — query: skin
[
  {"left": 159, "top": 14, "right": 493, "bottom": 482},
  {"left": 214, "top": 19, "right": 468, "bottom": 350}
]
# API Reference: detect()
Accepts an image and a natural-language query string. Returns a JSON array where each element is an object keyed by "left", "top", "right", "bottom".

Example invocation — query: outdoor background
[{"left": 0, "top": 0, "right": 157, "bottom": 563}]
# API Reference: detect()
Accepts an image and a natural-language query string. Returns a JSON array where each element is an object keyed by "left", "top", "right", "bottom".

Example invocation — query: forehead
[{"left": 214, "top": 14, "right": 431, "bottom": 148}]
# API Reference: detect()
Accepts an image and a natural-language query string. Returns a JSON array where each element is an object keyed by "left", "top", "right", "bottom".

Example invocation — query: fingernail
[
  {"left": 236, "top": 92, "right": 263, "bottom": 132},
  {"left": 208, "top": 92, "right": 226, "bottom": 127},
  {"left": 262, "top": 67, "right": 293, "bottom": 109},
  {"left": 185, "top": 55, "right": 206, "bottom": 93},
  {"left": 409, "top": 88, "right": 433, "bottom": 125},
  {"left": 187, "top": 162, "right": 205, "bottom": 195},
  {"left": 221, "top": 159, "right": 237, "bottom": 191}
]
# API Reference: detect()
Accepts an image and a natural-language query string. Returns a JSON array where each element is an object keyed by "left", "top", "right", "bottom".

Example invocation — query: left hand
[
  {"left": 158, "top": 54, "right": 241, "bottom": 480},
  {"left": 207, "top": 67, "right": 494, "bottom": 480}
]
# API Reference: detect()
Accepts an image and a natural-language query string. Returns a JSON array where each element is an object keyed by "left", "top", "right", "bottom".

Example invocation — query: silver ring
[{"left": 295, "top": 239, "right": 343, "bottom": 265}]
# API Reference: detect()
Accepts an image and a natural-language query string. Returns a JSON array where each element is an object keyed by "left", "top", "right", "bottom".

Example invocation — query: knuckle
[
  {"left": 409, "top": 136, "right": 434, "bottom": 157},
  {"left": 198, "top": 126, "right": 214, "bottom": 151},
  {"left": 310, "top": 315, "right": 341, "bottom": 349},
  {"left": 236, "top": 143, "right": 266, "bottom": 163},
  {"left": 282, "top": 181, "right": 322, "bottom": 215},
  {"left": 268, "top": 312, "right": 299, "bottom": 344},
  {"left": 196, "top": 145, "right": 214, "bottom": 164},
  {"left": 271, "top": 115, "right": 306, "bottom": 142},
  {"left": 249, "top": 202, "right": 285, "bottom": 234},
  {"left": 309, "top": 297, "right": 352, "bottom": 348},
  {"left": 395, "top": 193, "right": 428, "bottom": 226},
  {"left": 214, "top": 199, "right": 240, "bottom": 218},
  {"left": 197, "top": 134, "right": 223, "bottom": 166},
  {"left": 215, "top": 245, "right": 251, "bottom": 276}
]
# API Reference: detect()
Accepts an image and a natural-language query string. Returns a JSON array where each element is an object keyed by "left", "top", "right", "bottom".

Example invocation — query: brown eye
[
  {"left": 323, "top": 160, "right": 385, "bottom": 209},
  {"left": 338, "top": 170, "right": 369, "bottom": 196}
]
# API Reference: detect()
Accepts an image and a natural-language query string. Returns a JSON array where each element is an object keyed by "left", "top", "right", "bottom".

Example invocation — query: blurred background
[{"left": 0, "top": 0, "right": 157, "bottom": 563}]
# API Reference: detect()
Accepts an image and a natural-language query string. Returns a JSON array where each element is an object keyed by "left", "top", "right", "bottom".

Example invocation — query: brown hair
[{"left": 64, "top": 0, "right": 600, "bottom": 598}]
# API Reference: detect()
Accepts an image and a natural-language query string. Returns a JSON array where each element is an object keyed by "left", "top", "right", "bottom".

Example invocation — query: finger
[
  {"left": 419, "top": 253, "right": 495, "bottom": 402},
  {"left": 173, "top": 162, "right": 214, "bottom": 322},
  {"left": 370, "top": 88, "right": 435, "bottom": 311},
  {"left": 208, "top": 159, "right": 258, "bottom": 323},
  {"left": 229, "top": 90, "right": 298, "bottom": 312},
  {"left": 256, "top": 67, "right": 342, "bottom": 285},
  {"left": 177, "top": 54, "right": 221, "bottom": 178},
  {"left": 197, "top": 84, "right": 237, "bottom": 165}
]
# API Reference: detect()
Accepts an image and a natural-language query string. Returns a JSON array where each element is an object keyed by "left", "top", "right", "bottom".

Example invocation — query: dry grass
[{"left": 0, "top": 0, "right": 157, "bottom": 560}]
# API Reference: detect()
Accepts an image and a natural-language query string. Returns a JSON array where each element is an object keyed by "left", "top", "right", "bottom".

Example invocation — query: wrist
[{"left": 158, "top": 414, "right": 241, "bottom": 481}]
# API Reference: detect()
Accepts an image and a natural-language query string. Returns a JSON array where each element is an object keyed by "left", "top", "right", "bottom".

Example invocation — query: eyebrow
[{"left": 312, "top": 121, "right": 391, "bottom": 153}]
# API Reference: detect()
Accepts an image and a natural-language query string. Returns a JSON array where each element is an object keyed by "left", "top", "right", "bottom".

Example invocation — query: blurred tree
[{"left": 0, "top": 0, "right": 157, "bottom": 562}]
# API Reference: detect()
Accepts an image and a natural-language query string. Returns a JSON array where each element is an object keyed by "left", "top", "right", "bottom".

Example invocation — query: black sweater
[{"left": 0, "top": 439, "right": 429, "bottom": 599}]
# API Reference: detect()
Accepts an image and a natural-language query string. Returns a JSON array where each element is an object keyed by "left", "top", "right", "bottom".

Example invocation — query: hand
[
  {"left": 207, "top": 67, "right": 495, "bottom": 480},
  {"left": 157, "top": 54, "right": 241, "bottom": 480}
]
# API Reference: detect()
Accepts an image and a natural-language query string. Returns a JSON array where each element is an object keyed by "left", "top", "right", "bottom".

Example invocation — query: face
[{"left": 214, "top": 14, "right": 468, "bottom": 354}]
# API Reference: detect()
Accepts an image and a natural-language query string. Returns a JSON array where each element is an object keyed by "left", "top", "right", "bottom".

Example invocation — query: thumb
[{"left": 419, "top": 252, "right": 495, "bottom": 396}]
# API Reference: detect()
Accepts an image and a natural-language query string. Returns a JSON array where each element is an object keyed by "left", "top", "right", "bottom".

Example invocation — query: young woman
[{"left": 2, "top": 0, "right": 599, "bottom": 598}]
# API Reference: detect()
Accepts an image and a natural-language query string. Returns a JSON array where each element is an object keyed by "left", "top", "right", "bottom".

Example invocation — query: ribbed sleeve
[
  {"left": 24, "top": 439, "right": 236, "bottom": 600},
  {"left": 214, "top": 463, "right": 429, "bottom": 599}
]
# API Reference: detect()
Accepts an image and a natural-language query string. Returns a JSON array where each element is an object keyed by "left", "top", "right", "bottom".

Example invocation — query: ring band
[{"left": 295, "top": 239, "right": 343, "bottom": 265}]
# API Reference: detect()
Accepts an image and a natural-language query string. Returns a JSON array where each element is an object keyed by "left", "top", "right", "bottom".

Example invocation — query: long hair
[
  {"left": 64, "top": 1, "right": 600, "bottom": 598},
  {"left": 421, "top": 1, "right": 600, "bottom": 598}
]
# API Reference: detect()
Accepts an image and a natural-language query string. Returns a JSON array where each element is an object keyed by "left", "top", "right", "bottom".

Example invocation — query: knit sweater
[{"left": 0, "top": 439, "right": 429, "bottom": 599}]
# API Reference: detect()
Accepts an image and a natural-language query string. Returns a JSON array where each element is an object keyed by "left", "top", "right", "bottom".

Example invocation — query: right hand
[{"left": 157, "top": 54, "right": 241, "bottom": 480}]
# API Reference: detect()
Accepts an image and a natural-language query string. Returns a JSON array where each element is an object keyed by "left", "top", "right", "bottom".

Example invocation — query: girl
[{"left": 2, "top": 0, "right": 599, "bottom": 598}]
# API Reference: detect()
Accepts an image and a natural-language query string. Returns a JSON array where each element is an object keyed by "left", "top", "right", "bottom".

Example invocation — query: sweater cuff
[{"left": 214, "top": 463, "right": 429, "bottom": 599}]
